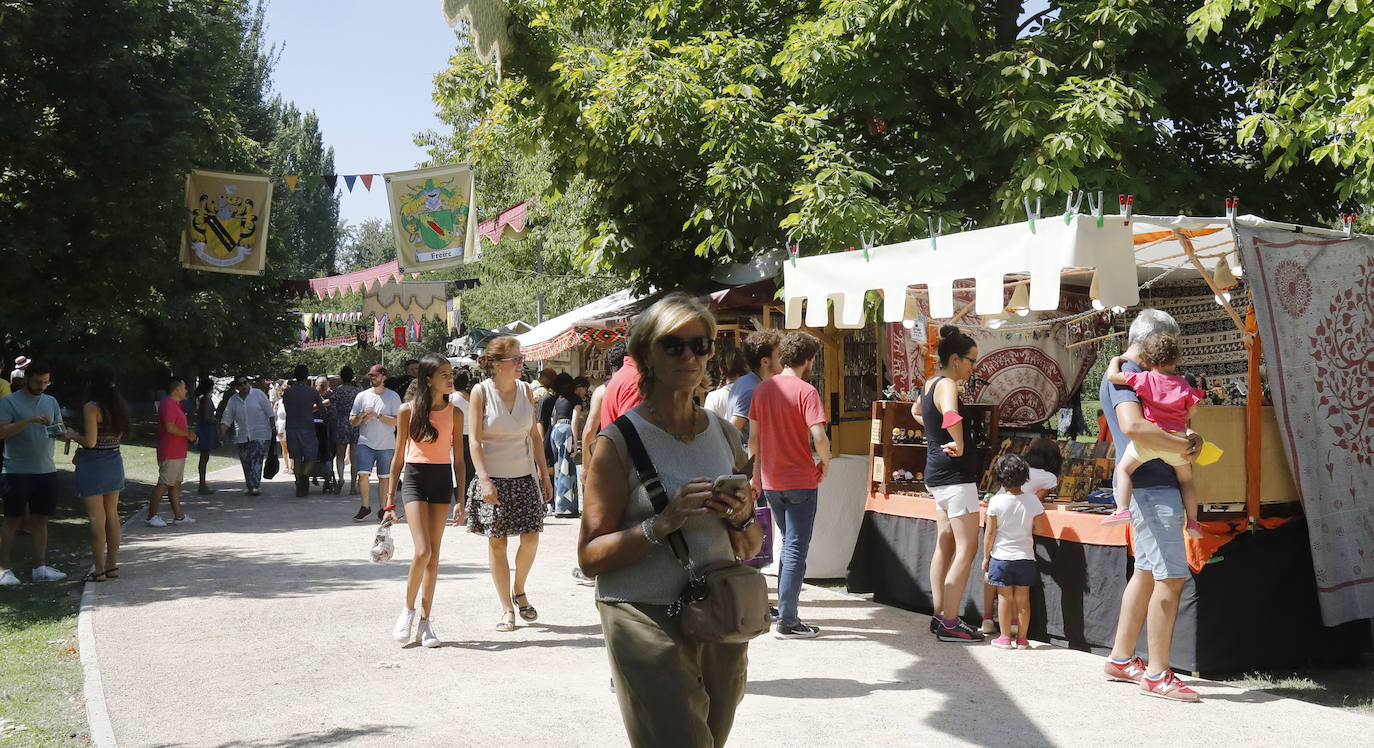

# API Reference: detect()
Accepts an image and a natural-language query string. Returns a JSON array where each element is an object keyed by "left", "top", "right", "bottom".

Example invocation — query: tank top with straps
[
  {"left": 921, "top": 376, "right": 976, "bottom": 487},
  {"left": 404, "top": 401, "right": 455, "bottom": 464}
]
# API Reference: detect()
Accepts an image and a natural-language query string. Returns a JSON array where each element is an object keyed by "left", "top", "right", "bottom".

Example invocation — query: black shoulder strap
[
  {"left": 612, "top": 414, "right": 694, "bottom": 568},
  {"left": 612, "top": 414, "right": 668, "bottom": 514}
]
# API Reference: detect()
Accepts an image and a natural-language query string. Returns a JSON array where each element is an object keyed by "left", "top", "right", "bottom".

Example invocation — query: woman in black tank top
[{"left": 909, "top": 325, "right": 985, "bottom": 642}]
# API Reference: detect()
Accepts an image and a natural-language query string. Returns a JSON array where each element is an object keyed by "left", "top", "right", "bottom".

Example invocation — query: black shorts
[
  {"left": 3, "top": 473, "right": 60, "bottom": 518},
  {"left": 400, "top": 463, "right": 455, "bottom": 505}
]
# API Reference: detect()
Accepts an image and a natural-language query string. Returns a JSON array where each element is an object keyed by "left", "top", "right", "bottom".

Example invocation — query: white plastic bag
[{"left": 370, "top": 523, "right": 394, "bottom": 563}]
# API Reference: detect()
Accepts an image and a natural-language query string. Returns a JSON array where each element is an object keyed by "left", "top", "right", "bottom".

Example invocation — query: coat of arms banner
[
  {"left": 179, "top": 169, "right": 273, "bottom": 275},
  {"left": 384, "top": 164, "right": 480, "bottom": 272}
]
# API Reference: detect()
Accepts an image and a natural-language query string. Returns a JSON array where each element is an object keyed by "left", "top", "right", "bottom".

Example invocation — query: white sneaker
[
  {"left": 418, "top": 619, "right": 440, "bottom": 648},
  {"left": 0, "top": 569, "right": 20, "bottom": 586},
  {"left": 393, "top": 608, "right": 416, "bottom": 643},
  {"left": 172, "top": 514, "right": 196, "bottom": 525},
  {"left": 145, "top": 515, "right": 167, "bottom": 527},
  {"left": 32, "top": 565, "right": 67, "bottom": 582}
]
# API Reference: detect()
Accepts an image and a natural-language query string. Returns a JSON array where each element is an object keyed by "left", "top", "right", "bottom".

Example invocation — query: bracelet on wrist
[
  {"left": 641, "top": 516, "right": 665, "bottom": 546},
  {"left": 727, "top": 512, "right": 756, "bottom": 532},
  {"left": 382, "top": 504, "right": 396, "bottom": 512}
]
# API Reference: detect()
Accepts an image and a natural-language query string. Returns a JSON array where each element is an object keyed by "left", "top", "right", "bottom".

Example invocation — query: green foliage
[
  {"left": 444, "top": 0, "right": 1347, "bottom": 290},
  {"left": 265, "top": 100, "right": 343, "bottom": 278},
  {"left": 336, "top": 217, "right": 395, "bottom": 273},
  {"left": 0, "top": 0, "right": 341, "bottom": 378},
  {"left": 1189, "top": 0, "right": 1374, "bottom": 203}
]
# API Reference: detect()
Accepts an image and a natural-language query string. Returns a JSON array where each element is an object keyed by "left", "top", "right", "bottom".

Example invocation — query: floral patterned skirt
[{"left": 466, "top": 475, "right": 545, "bottom": 537}]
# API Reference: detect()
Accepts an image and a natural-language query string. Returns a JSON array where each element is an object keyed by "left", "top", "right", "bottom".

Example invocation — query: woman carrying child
[
  {"left": 1100, "top": 333, "right": 1205, "bottom": 538},
  {"left": 982, "top": 454, "right": 1048, "bottom": 650}
]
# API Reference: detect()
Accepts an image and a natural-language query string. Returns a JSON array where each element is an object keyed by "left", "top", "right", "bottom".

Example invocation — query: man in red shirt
[
  {"left": 748, "top": 331, "right": 830, "bottom": 639},
  {"left": 147, "top": 377, "right": 197, "bottom": 527},
  {"left": 598, "top": 353, "right": 642, "bottom": 431}
]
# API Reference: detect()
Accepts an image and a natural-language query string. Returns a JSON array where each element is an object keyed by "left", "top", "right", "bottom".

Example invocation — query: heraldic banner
[
  {"left": 1238, "top": 222, "right": 1374, "bottom": 626},
  {"left": 384, "top": 164, "right": 480, "bottom": 272},
  {"left": 180, "top": 169, "right": 273, "bottom": 275}
]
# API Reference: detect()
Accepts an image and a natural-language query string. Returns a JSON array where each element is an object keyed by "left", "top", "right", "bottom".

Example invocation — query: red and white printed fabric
[
  {"left": 1239, "top": 222, "right": 1374, "bottom": 625},
  {"left": 885, "top": 286, "right": 1108, "bottom": 428}
]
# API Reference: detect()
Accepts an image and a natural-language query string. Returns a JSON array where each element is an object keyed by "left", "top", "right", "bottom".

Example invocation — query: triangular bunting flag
[
  {"left": 324, "top": 175, "right": 337, "bottom": 192},
  {"left": 344, "top": 175, "right": 356, "bottom": 192},
  {"left": 285, "top": 175, "right": 299, "bottom": 192},
  {"left": 360, "top": 174, "right": 374, "bottom": 191}
]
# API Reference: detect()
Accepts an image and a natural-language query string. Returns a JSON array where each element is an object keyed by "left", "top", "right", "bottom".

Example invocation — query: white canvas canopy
[{"left": 781, "top": 213, "right": 1263, "bottom": 328}]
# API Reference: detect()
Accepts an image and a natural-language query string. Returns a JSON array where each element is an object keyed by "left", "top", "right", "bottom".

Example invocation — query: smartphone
[{"left": 712, "top": 474, "right": 750, "bottom": 497}]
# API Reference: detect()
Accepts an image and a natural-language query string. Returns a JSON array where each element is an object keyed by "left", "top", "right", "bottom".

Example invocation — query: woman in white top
[
  {"left": 450, "top": 367, "right": 476, "bottom": 499},
  {"left": 467, "top": 337, "right": 554, "bottom": 631},
  {"left": 703, "top": 344, "right": 747, "bottom": 420},
  {"left": 272, "top": 380, "right": 291, "bottom": 474}
]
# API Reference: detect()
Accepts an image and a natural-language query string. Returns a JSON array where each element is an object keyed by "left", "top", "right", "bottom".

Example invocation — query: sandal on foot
[
  {"left": 496, "top": 610, "right": 517, "bottom": 632},
  {"left": 513, "top": 592, "right": 538, "bottom": 622},
  {"left": 83, "top": 569, "right": 107, "bottom": 583},
  {"left": 104, "top": 566, "right": 118, "bottom": 579}
]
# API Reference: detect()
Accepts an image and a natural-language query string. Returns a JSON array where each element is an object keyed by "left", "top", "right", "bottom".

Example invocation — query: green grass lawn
[{"left": 0, "top": 417, "right": 237, "bottom": 745}]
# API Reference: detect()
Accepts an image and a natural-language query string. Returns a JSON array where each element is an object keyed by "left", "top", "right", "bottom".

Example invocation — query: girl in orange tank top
[{"left": 382, "top": 354, "right": 464, "bottom": 648}]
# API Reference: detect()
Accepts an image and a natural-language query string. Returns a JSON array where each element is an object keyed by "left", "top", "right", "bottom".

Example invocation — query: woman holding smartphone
[
  {"left": 383, "top": 354, "right": 463, "bottom": 648},
  {"left": 579, "top": 293, "right": 762, "bottom": 747}
]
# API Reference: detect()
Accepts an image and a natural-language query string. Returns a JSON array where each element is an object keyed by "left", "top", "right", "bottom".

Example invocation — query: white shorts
[
  {"left": 930, "top": 482, "right": 979, "bottom": 518},
  {"left": 1122, "top": 439, "right": 1190, "bottom": 467}
]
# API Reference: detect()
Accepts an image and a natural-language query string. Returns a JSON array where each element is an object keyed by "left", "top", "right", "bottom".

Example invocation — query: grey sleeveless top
[{"left": 595, "top": 408, "right": 744, "bottom": 605}]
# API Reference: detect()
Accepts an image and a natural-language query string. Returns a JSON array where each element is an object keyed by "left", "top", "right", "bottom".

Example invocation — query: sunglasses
[
  {"left": 500, "top": 355, "right": 525, "bottom": 364},
  {"left": 960, "top": 354, "right": 978, "bottom": 365},
  {"left": 657, "top": 335, "right": 714, "bottom": 357}
]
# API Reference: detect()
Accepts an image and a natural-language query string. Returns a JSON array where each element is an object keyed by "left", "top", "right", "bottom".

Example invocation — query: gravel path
[{"left": 85, "top": 467, "right": 1373, "bottom": 746}]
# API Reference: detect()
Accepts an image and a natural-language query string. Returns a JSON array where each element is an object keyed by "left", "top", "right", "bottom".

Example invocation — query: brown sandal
[
  {"left": 513, "top": 592, "right": 538, "bottom": 622},
  {"left": 104, "top": 566, "right": 119, "bottom": 579}
]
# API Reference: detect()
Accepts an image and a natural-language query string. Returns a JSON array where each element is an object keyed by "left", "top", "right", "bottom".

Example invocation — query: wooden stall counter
[{"left": 866, "top": 492, "right": 1129, "bottom": 547}]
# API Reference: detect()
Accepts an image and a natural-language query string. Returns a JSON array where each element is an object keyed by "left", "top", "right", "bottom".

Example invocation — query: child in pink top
[{"left": 1103, "top": 333, "right": 1206, "bottom": 538}]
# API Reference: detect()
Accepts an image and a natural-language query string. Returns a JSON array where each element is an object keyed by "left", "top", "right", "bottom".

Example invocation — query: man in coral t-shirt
[
  {"left": 748, "top": 330, "right": 830, "bottom": 640},
  {"left": 147, "top": 377, "right": 198, "bottom": 527},
  {"left": 598, "top": 354, "right": 642, "bottom": 431}
]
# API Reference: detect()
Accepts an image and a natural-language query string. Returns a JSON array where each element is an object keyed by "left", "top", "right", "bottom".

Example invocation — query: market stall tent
[
  {"left": 515, "top": 287, "right": 652, "bottom": 361},
  {"left": 784, "top": 211, "right": 1374, "bottom": 632}
]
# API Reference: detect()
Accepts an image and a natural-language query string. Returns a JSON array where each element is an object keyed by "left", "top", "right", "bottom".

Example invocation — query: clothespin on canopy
[
  {"left": 788, "top": 242, "right": 799, "bottom": 267},
  {"left": 1024, "top": 197, "right": 1042, "bottom": 234},
  {"left": 1342, "top": 213, "right": 1356, "bottom": 237},
  {"left": 1087, "top": 191, "right": 1105, "bottom": 227},
  {"left": 1119, "top": 194, "right": 1134, "bottom": 225},
  {"left": 1064, "top": 191, "right": 1085, "bottom": 225},
  {"left": 859, "top": 231, "right": 876, "bottom": 261},
  {"left": 927, "top": 217, "right": 943, "bottom": 251},
  {"left": 1225, "top": 197, "right": 1239, "bottom": 228}
]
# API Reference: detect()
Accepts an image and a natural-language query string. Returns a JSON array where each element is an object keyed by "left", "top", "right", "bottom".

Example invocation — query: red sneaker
[
  {"left": 1140, "top": 670, "right": 1201, "bottom": 702},
  {"left": 1104, "top": 656, "right": 1146, "bottom": 684},
  {"left": 1015, "top": 638, "right": 1030, "bottom": 649}
]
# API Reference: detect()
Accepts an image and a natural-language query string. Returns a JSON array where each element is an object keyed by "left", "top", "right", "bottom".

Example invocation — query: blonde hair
[
  {"left": 627, "top": 292, "right": 717, "bottom": 399},
  {"left": 479, "top": 336, "right": 521, "bottom": 375}
]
